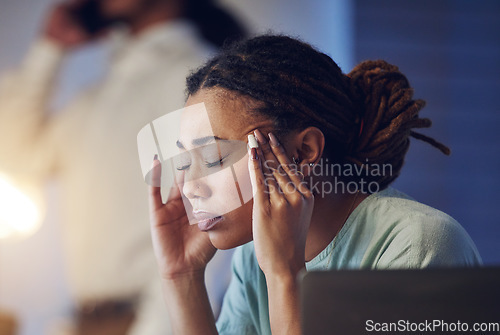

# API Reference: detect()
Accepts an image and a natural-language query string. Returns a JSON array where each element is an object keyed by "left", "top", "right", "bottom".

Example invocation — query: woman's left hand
[{"left": 248, "top": 129, "right": 315, "bottom": 279}]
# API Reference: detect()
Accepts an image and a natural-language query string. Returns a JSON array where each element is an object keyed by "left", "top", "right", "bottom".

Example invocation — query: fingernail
[
  {"left": 268, "top": 132, "right": 280, "bottom": 147},
  {"left": 248, "top": 134, "right": 259, "bottom": 149},
  {"left": 152, "top": 154, "right": 160, "bottom": 169},
  {"left": 254, "top": 129, "right": 267, "bottom": 144},
  {"left": 250, "top": 147, "right": 258, "bottom": 160}
]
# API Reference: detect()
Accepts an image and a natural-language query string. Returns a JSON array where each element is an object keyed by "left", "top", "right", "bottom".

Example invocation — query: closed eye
[
  {"left": 205, "top": 154, "right": 229, "bottom": 168},
  {"left": 174, "top": 152, "right": 191, "bottom": 171},
  {"left": 176, "top": 154, "right": 230, "bottom": 170},
  {"left": 176, "top": 164, "right": 191, "bottom": 171}
]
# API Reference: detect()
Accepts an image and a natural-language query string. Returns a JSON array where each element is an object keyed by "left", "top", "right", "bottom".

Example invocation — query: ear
[{"left": 290, "top": 126, "right": 325, "bottom": 167}]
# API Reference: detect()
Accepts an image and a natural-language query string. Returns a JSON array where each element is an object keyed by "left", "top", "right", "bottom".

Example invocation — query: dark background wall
[{"left": 354, "top": 0, "right": 500, "bottom": 264}]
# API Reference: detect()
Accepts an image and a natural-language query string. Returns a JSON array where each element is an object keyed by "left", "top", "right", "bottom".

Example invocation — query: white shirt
[{"left": 0, "top": 20, "right": 230, "bottom": 334}]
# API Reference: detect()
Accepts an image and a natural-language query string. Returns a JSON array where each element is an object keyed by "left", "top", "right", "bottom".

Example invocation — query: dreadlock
[{"left": 186, "top": 35, "right": 450, "bottom": 191}]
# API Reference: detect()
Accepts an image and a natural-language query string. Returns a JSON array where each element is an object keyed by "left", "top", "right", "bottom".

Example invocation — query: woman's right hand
[
  {"left": 149, "top": 158, "right": 217, "bottom": 280},
  {"left": 43, "top": 2, "right": 90, "bottom": 49}
]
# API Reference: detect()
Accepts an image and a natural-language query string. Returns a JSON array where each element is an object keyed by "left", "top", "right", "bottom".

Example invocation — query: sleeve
[
  {"left": 375, "top": 212, "right": 483, "bottom": 269},
  {"left": 129, "top": 250, "right": 235, "bottom": 335},
  {"left": 126, "top": 275, "right": 173, "bottom": 335},
  {"left": 0, "top": 38, "right": 66, "bottom": 182},
  {"left": 216, "top": 246, "right": 258, "bottom": 335}
]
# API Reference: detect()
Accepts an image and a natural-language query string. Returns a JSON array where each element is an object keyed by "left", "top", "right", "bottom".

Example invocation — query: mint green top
[{"left": 216, "top": 187, "right": 482, "bottom": 335}]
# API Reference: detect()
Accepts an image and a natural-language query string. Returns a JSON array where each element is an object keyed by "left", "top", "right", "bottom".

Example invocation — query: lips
[{"left": 192, "top": 210, "right": 224, "bottom": 231}]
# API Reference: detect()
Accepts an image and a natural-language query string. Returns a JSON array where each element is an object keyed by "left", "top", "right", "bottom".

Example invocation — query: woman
[
  {"left": 0, "top": 0, "right": 246, "bottom": 333},
  {"left": 146, "top": 35, "right": 481, "bottom": 334}
]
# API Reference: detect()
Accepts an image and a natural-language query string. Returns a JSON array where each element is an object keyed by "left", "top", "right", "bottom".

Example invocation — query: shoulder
[
  {"left": 359, "top": 188, "right": 482, "bottom": 268},
  {"left": 366, "top": 187, "right": 464, "bottom": 233}
]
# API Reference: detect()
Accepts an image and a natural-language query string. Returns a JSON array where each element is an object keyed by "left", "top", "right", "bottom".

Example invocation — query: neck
[
  {"left": 304, "top": 186, "right": 368, "bottom": 262},
  {"left": 127, "top": 2, "right": 183, "bottom": 36}
]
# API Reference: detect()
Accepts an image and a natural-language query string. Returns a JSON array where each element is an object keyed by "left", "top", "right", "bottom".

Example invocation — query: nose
[{"left": 182, "top": 164, "right": 212, "bottom": 200}]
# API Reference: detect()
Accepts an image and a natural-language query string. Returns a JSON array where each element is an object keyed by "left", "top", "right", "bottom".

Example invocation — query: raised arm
[
  {"left": 0, "top": 2, "right": 91, "bottom": 178},
  {"left": 247, "top": 131, "right": 315, "bottom": 335},
  {"left": 148, "top": 157, "right": 219, "bottom": 334}
]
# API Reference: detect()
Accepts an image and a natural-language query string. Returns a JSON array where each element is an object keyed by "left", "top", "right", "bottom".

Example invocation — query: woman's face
[{"left": 176, "top": 88, "right": 275, "bottom": 250}]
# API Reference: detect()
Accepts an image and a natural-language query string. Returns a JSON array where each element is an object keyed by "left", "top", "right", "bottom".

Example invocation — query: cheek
[
  {"left": 231, "top": 151, "right": 253, "bottom": 204},
  {"left": 207, "top": 154, "right": 255, "bottom": 249},
  {"left": 205, "top": 153, "right": 252, "bottom": 215},
  {"left": 208, "top": 200, "right": 254, "bottom": 250}
]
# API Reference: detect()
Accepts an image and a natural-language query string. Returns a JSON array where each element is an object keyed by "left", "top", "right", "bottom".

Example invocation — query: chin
[
  {"left": 209, "top": 231, "right": 253, "bottom": 250},
  {"left": 202, "top": 202, "right": 253, "bottom": 249},
  {"left": 205, "top": 216, "right": 253, "bottom": 250}
]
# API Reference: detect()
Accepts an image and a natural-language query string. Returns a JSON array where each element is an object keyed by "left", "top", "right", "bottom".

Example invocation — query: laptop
[{"left": 300, "top": 267, "right": 500, "bottom": 335}]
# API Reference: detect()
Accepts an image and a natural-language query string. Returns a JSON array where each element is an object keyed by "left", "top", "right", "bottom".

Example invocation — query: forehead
[{"left": 183, "top": 88, "right": 271, "bottom": 142}]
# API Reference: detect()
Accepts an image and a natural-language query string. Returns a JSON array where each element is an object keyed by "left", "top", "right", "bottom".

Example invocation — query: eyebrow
[{"left": 176, "top": 136, "right": 226, "bottom": 149}]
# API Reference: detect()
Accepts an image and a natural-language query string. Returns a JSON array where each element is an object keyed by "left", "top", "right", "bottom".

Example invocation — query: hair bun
[{"left": 346, "top": 60, "right": 450, "bottom": 187}]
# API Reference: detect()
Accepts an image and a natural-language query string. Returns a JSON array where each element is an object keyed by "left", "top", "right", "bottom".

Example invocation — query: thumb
[
  {"left": 148, "top": 155, "right": 163, "bottom": 211},
  {"left": 247, "top": 145, "right": 268, "bottom": 205}
]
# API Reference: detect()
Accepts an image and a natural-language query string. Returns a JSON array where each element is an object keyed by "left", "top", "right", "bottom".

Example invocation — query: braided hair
[{"left": 186, "top": 35, "right": 450, "bottom": 190}]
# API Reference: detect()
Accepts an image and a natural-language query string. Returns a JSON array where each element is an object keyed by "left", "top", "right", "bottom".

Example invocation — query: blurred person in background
[{"left": 0, "top": 0, "right": 246, "bottom": 334}]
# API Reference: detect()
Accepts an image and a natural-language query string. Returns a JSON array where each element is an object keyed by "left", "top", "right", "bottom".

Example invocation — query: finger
[
  {"left": 249, "top": 132, "right": 279, "bottom": 194},
  {"left": 250, "top": 133, "right": 290, "bottom": 205},
  {"left": 253, "top": 129, "right": 281, "bottom": 196},
  {"left": 247, "top": 144, "right": 270, "bottom": 205},
  {"left": 268, "top": 132, "right": 312, "bottom": 197},
  {"left": 268, "top": 159, "right": 308, "bottom": 205},
  {"left": 149, "top": 155, "right": 163, "bottom": 211},
  {"left": 254, "top": 129, "right": 279, "bottom": 172},
  {"left": 270, "top": 166, "right": 296, "bottom": 197},
  {"left": 254, "top": 131, "right": 295, "bottom": 197},
  {"left": 256, "top": 129, "right": 308, "bottom": 201}
]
